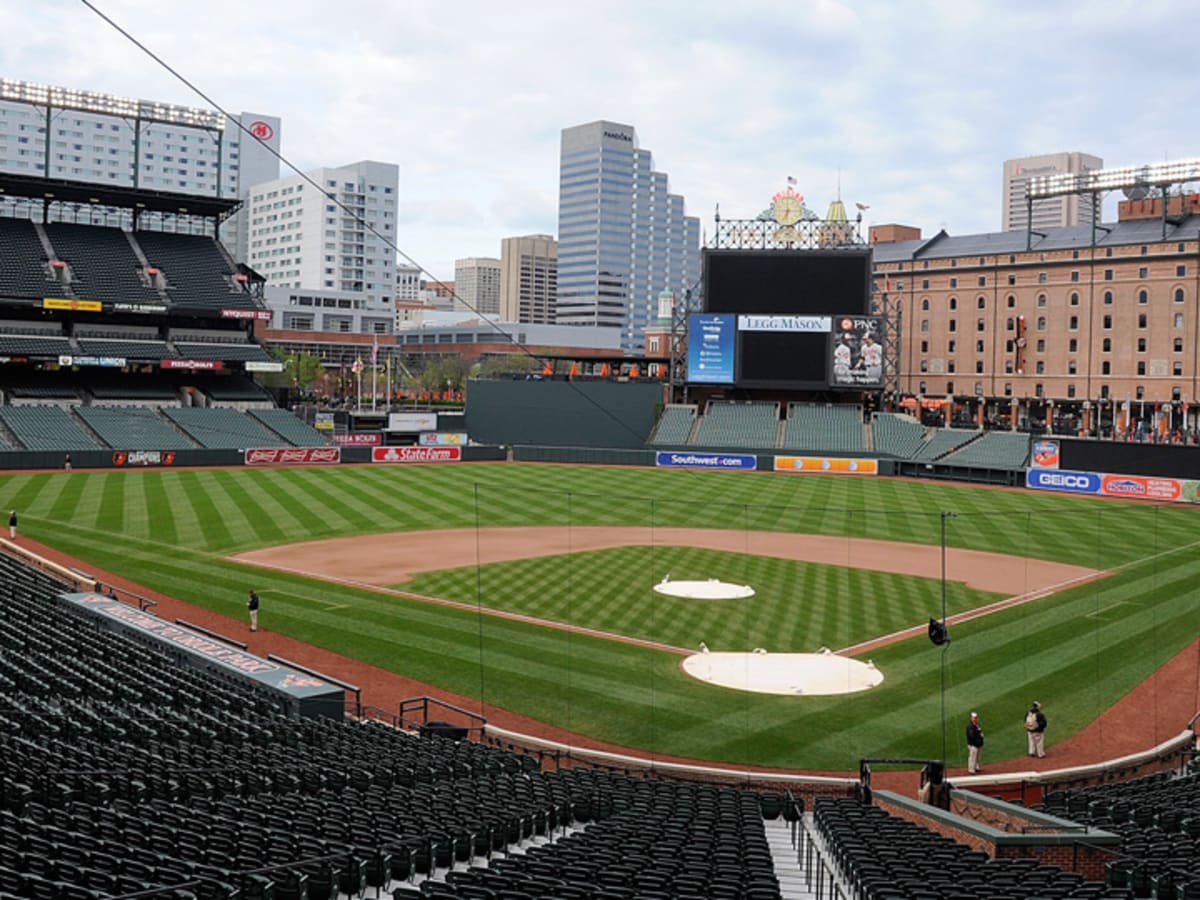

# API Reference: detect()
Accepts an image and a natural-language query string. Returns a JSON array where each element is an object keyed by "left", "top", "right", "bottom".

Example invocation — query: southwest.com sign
[{"left": 655, "top": 451, "right": 757, "bottom": 470}]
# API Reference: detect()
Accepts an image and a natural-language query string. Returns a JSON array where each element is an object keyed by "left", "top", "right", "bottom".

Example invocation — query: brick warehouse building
[{"left": 872, "top": 193, "right": 1200, "bottom": 438}]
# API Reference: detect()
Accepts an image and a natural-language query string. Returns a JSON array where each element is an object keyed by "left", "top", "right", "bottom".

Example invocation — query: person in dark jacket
[
  {"left": 8, "top": 510, "right": 16, "bottom": 539},
  {"left": 247, "top": 590, "right": 260, "bottom": 632},
  {"left": 966, "top": 711, "right": 984, "bottom": 774},
  {"left": 1025, "top": 701, "right": 1047, "bottom": 758}
]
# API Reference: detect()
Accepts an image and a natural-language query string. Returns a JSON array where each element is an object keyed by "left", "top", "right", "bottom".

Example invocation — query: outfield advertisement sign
[
  {"left": 419, "top": 432, "right": 468, "bottom": 446},
  {"left": 372, "top": 446, "right": 462, "bottom": 463},
  {"left": 388, "top": 412, "right": 438, "bottom": 432},
  {"left": 112, "top": 450, "right": 176, "bottom": 467},
  {"left": 1025, "top": 469, "right": 1101, "bottom": 494},
  {"left": 655, "top": 451, "right": 756, "bottom": 470},
  {"left": 245, "top": 447, "right": 341, "bottom": 466},
  {"left": 331, "top": 432, "right": 382, "bottom": 446},
  {"left": 774, "top": 456, "right": 879, "bottom": 475},
  {"left": 1027, "top": 467, "right": 1193, "bottom": 503},
  {"left": 1030, "top": 440, "right": 1061, "bottom": 469}
]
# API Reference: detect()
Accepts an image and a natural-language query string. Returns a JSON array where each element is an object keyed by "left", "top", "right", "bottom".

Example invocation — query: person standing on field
[
  {"left": 8, "top": 510, "right": 16, "bottom": 539},
  {"left": 966, "top": 711, "right": 984, "bottom": 774},
  {"left": 247, "top": 590, "right": 260, "bottom": 632},
  {"left": 1025, "top": 701, "right": 1047, "bottom": 758}
]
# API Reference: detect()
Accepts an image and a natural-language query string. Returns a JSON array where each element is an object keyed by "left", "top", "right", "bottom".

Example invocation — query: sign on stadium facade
[
  {"left": 418, "top": 432, "right": 468, "bottom": 446},
  {"left": 112, "top": 450, "right": 176, "bottom": 467},
  {"left": 388, "top": 412, "right": 438, "bottom": 432},
  {"left": 244, "top": 447, "right": 341, "bottom": 466},
  {"left": 112, "top": 302, "right": 167, "bottom": 315},
  {"left": 774, "top": 456, "right": 879, "bottom": 475},
  {"left": 221, "top": 309, "right": 271, "bottom": 320},
  {"left": 332, "top": 432, "right": 382, "bottom": 446},
  {"left": 371, "top": 446, "right": 461, "bottom": 463},
  {"left": 161, "top": 359, "right": 225, "bottom": 370},
  {"left": 59, "top": 355, "right": 126, "bottom": 368},
  {"left": 654, "top": 451, "right": 757, "bottom": 470},
  {"left": 244, "top": 361, "right": 284, "bottom": 372}
]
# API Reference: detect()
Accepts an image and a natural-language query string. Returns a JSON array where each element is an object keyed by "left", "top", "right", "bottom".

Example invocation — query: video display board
[
  {"left": 700, "top": 249, "right": 873, "bottom": 390},
  {"left": 687, "top": 314, "right": 736, "bottom": 383},
  {"left": 828, "top": 316, "right": 884, "bottom": 389}
]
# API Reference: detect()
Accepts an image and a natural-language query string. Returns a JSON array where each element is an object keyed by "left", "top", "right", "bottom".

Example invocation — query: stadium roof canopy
[{"left": 0, "top": 172, "right": 241, "bottom": 220}]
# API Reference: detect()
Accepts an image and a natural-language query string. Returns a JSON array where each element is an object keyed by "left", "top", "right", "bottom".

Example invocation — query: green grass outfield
[{"left": 1, "top": 462, "right": 1196, "bottom": 771}]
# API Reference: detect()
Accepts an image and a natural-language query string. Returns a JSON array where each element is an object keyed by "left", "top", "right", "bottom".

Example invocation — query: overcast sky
[{"left": 5, "top": 1, "right": 1198, "bottom": 281}]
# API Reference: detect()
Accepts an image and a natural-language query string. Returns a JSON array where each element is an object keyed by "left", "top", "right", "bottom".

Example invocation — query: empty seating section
[
  {"left": 782, "top": 403, "right": 864, "bottom": 452},
  {"left": 75, "top": 407, "right": 196, "bottom": 451},
  {"left": 175, "top": 341, "right": 273, "bottom": 362},
  {"left": 0, "top": 218, "right": 53, "bottom": 298},
  {"left": 195, "top": 375, "right": 273, "bottom": 403},
  {"left": 815, "top": 796, "right": 1120, "bottom": 899},
  {"left": 75, "top": 338, "right": 172, "bottom": 361},
  {"left": 0, "top": 550, "right": 792, "bottom": 900},
  {"left": 648, "top": 404, "right": 697, "bottom": 446},
  {"left": 1035, "top": 771, "right": 1200, "bottom": 895},
  {"left": 694, "top": 401, "right": 780, "bottom": 448},
  {"left": 0, "top": 406, "right": 96, "bottom": 450},
  {"left": 250, "top": 408, "right": 330, "bottom": 447},
  {"left": 945, "top": 431, "right": 1031, "bottom": 468},
  {"left": 872, "top": 412, "right": 927, "bottom": 458},
  {"left": 0, "top": 334, "right": 73, "bottom": 358},
  {"left": 43, "top": 223, "right": 162, "bottom": 304},
  {"left": 163, "top": 407, "right": 288, "bottom": 448},
  {"left": 87, "top": 379, "right": 180, "bottom": 403},
  {"left": 913, "top": 427, "right": 981, "bottom": 461},
  {"left": 135, "top": 231, "right": 252, "bottom": 308}
]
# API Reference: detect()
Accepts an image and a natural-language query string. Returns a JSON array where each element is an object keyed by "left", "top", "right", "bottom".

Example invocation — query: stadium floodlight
[
  {"left": 1028, "top": 157, "right": 1200, "bottom": 200},
  {"left": 0, "top": 78, "right": 223, "bottom": 130}
]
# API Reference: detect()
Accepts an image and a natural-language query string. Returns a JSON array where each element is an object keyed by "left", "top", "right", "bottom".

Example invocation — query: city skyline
[{"left": 6, "top": 1, "right": 1200, "bottom": 282}]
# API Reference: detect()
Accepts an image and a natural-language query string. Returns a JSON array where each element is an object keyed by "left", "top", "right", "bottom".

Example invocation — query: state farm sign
[
  {"left": 371, "top": 446, "right": 461, "bottom": 463},
  {"left": 244, "top": 447, "right": 341, "bottom": 466}
]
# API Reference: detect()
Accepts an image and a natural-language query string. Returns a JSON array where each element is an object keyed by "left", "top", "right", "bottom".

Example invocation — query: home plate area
[{"left": 681, "top": 647, "right": 884, "bottom": 696}]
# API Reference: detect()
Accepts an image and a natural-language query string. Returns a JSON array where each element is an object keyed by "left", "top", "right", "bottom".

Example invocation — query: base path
[{"left": 233, "top": 526, "right": 1100, "bottom": 597}]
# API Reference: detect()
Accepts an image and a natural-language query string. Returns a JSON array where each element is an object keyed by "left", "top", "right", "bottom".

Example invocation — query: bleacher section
[
  {"left": 43, "top": 223, "right": 162, "bottom": 304},
  {"left": 0, "top": 405, "right": 97, "bottom": 450},
  {"left": 693, "top": 401, "right": 780, "bottom": 448},
  {"left": 193, "top": 374, "right": 274, "bottom": 404},
  {"left": 872, "top": 412, "right": 927, "bottom": 459},
  {"left": 0, "top": 333, "right": 73, "bottom": 359},
  {"left": 249, "top": 408, "right": 330, "bottom": 447},
  {"left": 87, "top": 379, "right": 180, "bottom": 404},
  {"left": 944, "top": 430, "right": 1031, "bottom": 468},
  {"left": 648, "top": 404, "right": 697, "bottom": 446},
  {"left": 174, "top": 341, "right": 273, "bottom": 362},
  {"left": 782, "top": 403, "right": 864, "bottom": 453},
  {"left": 76, "top": 338, "right": 173, "bottom": 361},
  {"left": 1036, "top": 770, "right": 1200, "bottom": 897},
  {"left": 163, "top": 407, "right": 288, "bottom": 448},
  {"left": 75, "top": 406, "right": 197, "bottom": 451},
  {"left": 135, "top": 231, "right": 255, "bottom": 309},
  {"left": 0, "top": 552, "right": 792, "bottom": 900},
  {"left": 913, "top": 427, "right": 981, "bottom": 461},
  {"left": 0, "top": 218, "right": 52, "bottom": 299}
]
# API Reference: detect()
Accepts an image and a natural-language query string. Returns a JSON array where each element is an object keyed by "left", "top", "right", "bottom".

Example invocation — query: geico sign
[
  {"left": 1041, "top": 473, "right": 1090, "bottom": 487},
  {"left": 1027, "top": 469, "right": 1099, "bottom": 493}
]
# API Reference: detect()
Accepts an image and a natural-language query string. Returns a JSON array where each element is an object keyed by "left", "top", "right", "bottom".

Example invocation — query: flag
[
  {"left": 351, "top": 357, "right": 364, "bottom": 375},
  {"left": 786, "top": 175, "right": 797, "bottom": 185},
  {"left": 371, "top": 334, "right": 378, "bottom": 365}
]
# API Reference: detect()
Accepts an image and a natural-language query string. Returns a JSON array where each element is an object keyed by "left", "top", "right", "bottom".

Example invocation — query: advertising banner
[
  {"left": 331, "top": 432, "right": 382, "bottom": 446},
  {"left": 1030, "top": 439, "right": 1061, "bottom": 469},
  {"left": 687, "top": 314, "right": 735, "bottom": 383},
  {"left": 736, "top": 315, "right": 831, "bottom": 332},
  {"left": 112, "top": 450, "right": 176, "bottom": 467},
  {"left": 43, "top": 297, "right": 102, "bottom": 312},
  {"left": 244, "top": 447, "right": 341, "bottom": 466},
  {"left": 314, "top": 412, "right": 335, "bottom": 431},
  {"left": 1025, "top": 468, "right": 1101, "bottom": 494},
  {"left": 221, "top": 308, "right": 272, "bottom": 320},
  {"left": 112, "top": 301, "right": 167, "bottom": 315},
  {"left": 162, "top": 359, "right": 225, "bottom": 370},
  {"left": 1100, "top": 474, "right": 1182, "bottom": 502},
  {"left": 59, "top": 355, "right": 126, "bottom": 368},
  {"left": 372, "top": 446, "right": 462, "bottom": 463},
  {"left": 654, "top": 451, "right": 757, "bottom": 470},
  {"left": 828, "top": 316, "right": 883, "bottom": 389},
  {"left": 774, "top": 456, "right": 879, "bottom": 475},
  {"left": 419, "top": 432, "right": 468, "bottom": 446},
  {"left": 388, "top": 412, "right": 438, "bottom": 432},
  {"left": 244, "top": 361, "right": 284, "bottom": 373}
]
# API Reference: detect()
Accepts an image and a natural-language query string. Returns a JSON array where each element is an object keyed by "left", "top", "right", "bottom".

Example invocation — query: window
[
  {"left": 1174, "top": 337, "right": 1183, "bottom": 353},
  {"left": 948, "top": 340, "right": 956, "bottom": 353},
  {"left": 1037, "top": 293, "right": 1047, "bottom": 307},
  {"left": 948, "top": 361, "right": 956, "bottom": 374},
  {"left": 949, "top": 297, "right": 958, "bottom": 310},
  {"left": 1006, "top": 294, "right": 1015, "bottom": 307},
  {"left": 1036, "top": 361, "right": 1045, "bottom": 375},
  {"left": 1103, "top": 315, "right": 1112, "bottom": 329},
  {"left": 919, "top": 381, "right": 927, "bottom": 393},
  {"left": 949, "top": 277, "right": 958, "bottom": 288},
  {"left": 1137, "top": 385, "right": 1145, "bottom": 400},
  {"left": 1004, "top": 382, "right": 1012, "bottom": 396},
  {"left": 922, "top": 278, "right": 930, "bottom": 289},
  {"left": 976, "top": 318, "right": 985, "bottom": 331},
  {"left": 1104, "top": 290, "right": 1113, "bottom": 305},
  {"left": 1101, "top": 385, "right": 1110, "bottom": 399},
  {"left": 920, "top": 319, "right": 929, "bottom": 333},
  {"left": 1139, "top": 266, "right": 1148, "bottom": 278},
  {"left": 1070, "top": 271, "right": 1080, "bottom": 282},
  {"left": 1035, "top": 383, "right": 1044, "bottom": 398},
  {"left": 1068, "top": 339, "right": 1077, "bottom": 352},
  {"left": 1069, "top": 292, "right": 1079, "bottom": 306},
  {"left": 1006, "top": 317, "right": 1015, "bottom": 331},
  {"left": 1138, "top": 338, "right": 1147, "bottom": 352},
  {"left": 1174, "top": 361, "right": 1183, "bottom": 376},
  {"left": 1102, "top": 361, "right": 1111, "bottom": 375},
  {"left": 948, "top": 319, "right": 957, "bottom": 332},
  {"left": 977, "top": 296, "right": 986, "bottom": 309},
  {"left": 1069, "top": 316, "right": 1078, "bottom": 330},
  {"left": 1138, "top": 313, "right": 1147, "bottom": 328},
  {"left": 921, "top": 299, "right": 930, "bottom": 310},
  {"left": 1137, "top": 361, "right": 1146, "bottom": 375},
  {"left": 1104, "top": 269, "right": 1113, "bottom": 281},
  {"left": 1037, "top": 316, "right": 1046, "bottom": 331},
  {"left": 1138, "top": 289, "right": 1148, "bottom": 304},
  {"left": 946, "top": 381, "right": 954, "bottom": 394},
  {"left": 1067, "top": 385, "right": 1076, "bottom": 399},
  {"left": 1038, "top": 272, "right": 1047, "bottom": 284},
  {"left": 978, "top": 276, "right": 986, "bottom": 287},
  {"left": 1102, "top": 338, "right": 1111, "bottom": 352},
  {"left": 1175, "top": 288, "right": 1185, "bottom": 303},
  {"left": 1068, "top": 361, "right": 1077, "bottom": 375},
  {"left": 1036, "top": 339, "right": 1045, "bottom": 352},
  {"left": 1007, "top": 274, "right": 1016, "bottom": 286},
  {"left": 975, "top": 360, "right": 983, "bottom": 373},
  {"left": 920, "top": 340, "right": 929, "bottom": 352},
  {"left": 976, "top": 340, "right": 984, "bottom": 352},
  {"left": 1178, "top": 265, "right": 1187, "bottom": 277}
]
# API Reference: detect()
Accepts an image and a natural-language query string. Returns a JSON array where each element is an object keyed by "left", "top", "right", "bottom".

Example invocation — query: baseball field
[{"left": 1, "top": 461, "right": 1196, "bottom": 772}]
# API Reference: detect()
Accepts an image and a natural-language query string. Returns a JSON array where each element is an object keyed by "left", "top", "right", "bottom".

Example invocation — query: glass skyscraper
[{"left": 556, "top": 121, "right": 700, "bottom": 354}]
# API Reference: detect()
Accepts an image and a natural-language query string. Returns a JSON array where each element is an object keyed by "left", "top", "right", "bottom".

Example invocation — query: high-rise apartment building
[
  {"left": 500, "top": 234, "right": 557, "bottom": 323},
  {"left": 246, "top": 160, "right": 398, "bottom": 302},
  {"left": 454, "top": 257, "right": 501, "bottom": 316},
  {"left": 0, "top": 78, "right": 279, "bottom": 260},
  {"left": 1002, "top": 152, "right": 1103, "bottom": 232},
  {"left": 556, "top": 121, "right": 699, "bottom": 353}
]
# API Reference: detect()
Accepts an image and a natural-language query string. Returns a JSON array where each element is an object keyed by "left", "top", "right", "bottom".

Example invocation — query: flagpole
[{"left": 372, "top": 364, "right": 377, "bottom": 412}]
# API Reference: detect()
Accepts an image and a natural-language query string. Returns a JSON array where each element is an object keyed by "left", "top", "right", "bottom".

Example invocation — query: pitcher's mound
[
  {"left": 653, "top": 578, "right": 755, "bottom": 600},
  {"left": 681, "top": 649, "right": 884, "bottom": 696}
]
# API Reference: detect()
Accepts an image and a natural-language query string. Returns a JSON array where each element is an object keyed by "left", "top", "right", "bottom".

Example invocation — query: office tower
[
  {"left": 1002, "top": 152, "right": 1103, "bottom": 231},
  {"left": 246, "top": 160, "right": 398, "bottom": 301},
  {"left": 556, "top": 121, "right": 699, "bottom": 352},
  {"left": 454, "top": 257, "right": 502, "bottom": 316},
  {"left": 0, "top": 78, "right": 279, "bottom": 260},
  {"left": 500, "top": 234, "right": 557, "bottom": 323}
]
